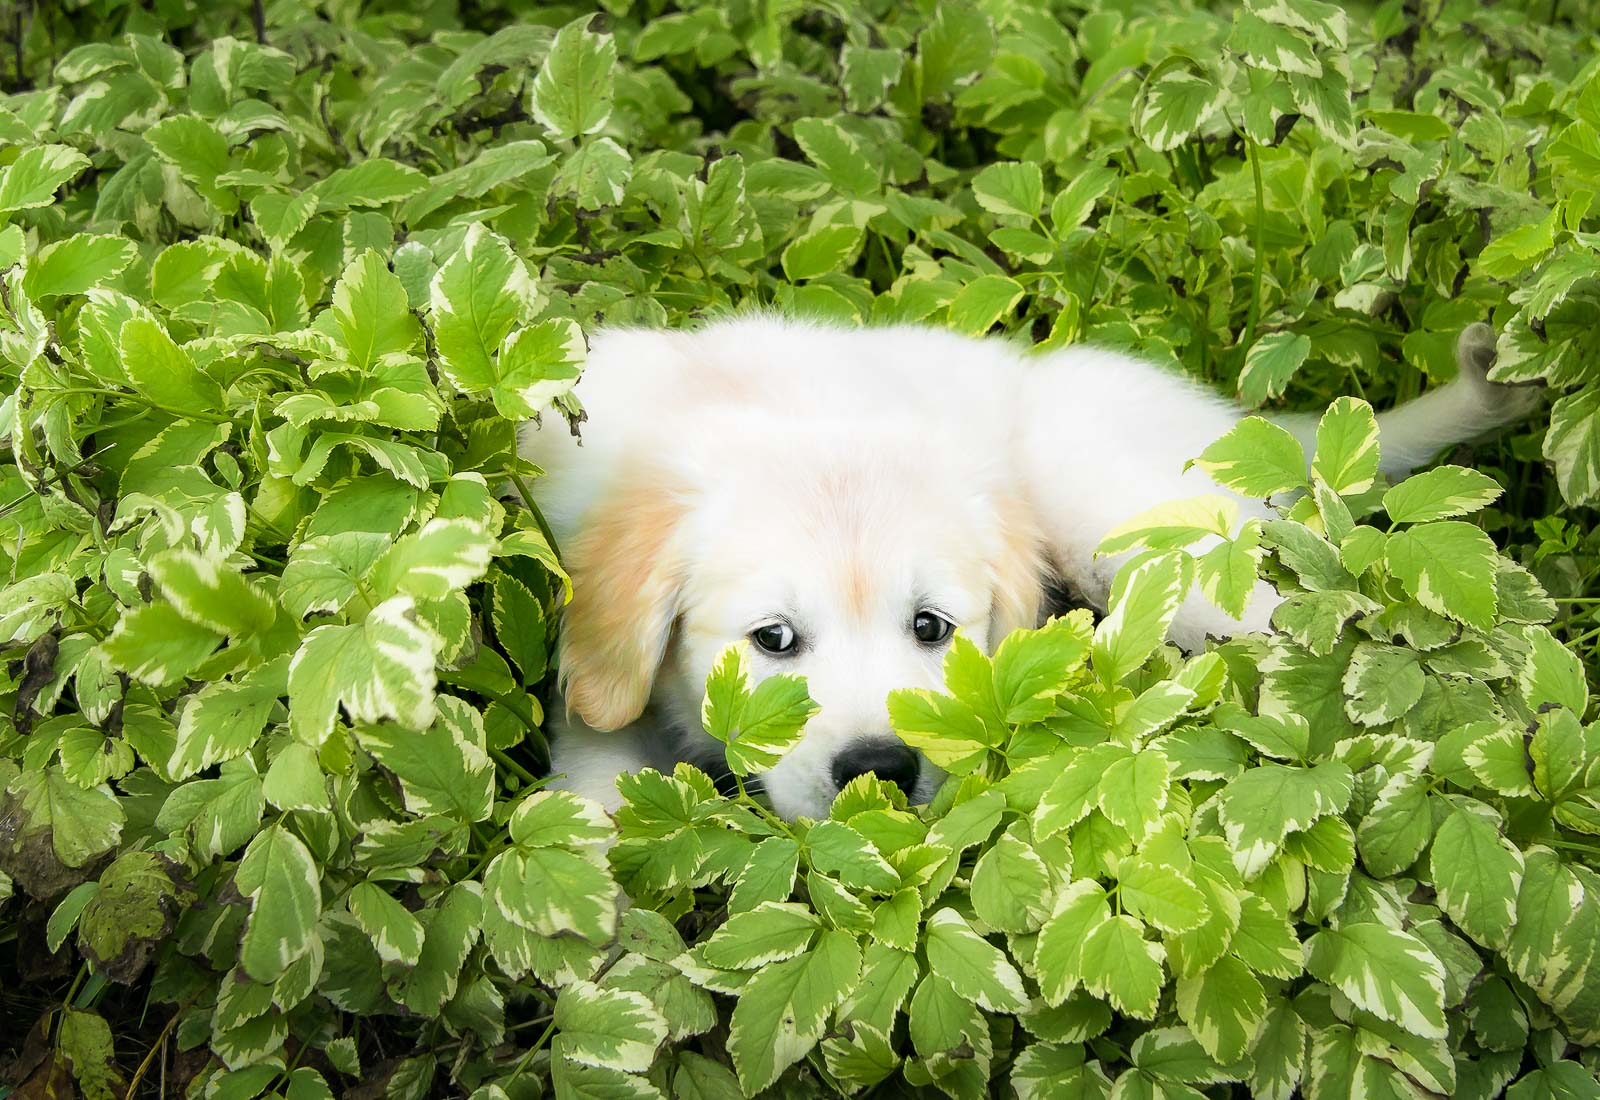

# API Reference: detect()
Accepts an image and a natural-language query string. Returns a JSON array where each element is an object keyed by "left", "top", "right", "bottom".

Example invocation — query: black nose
[{"left": 831, "top": 740, "right": 921, "bottom": 796}]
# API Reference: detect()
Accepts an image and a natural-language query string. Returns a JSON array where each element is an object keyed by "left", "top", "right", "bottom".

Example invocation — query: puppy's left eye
[{"left": 913, "top": 611, "right": 955, "bottom": 645}]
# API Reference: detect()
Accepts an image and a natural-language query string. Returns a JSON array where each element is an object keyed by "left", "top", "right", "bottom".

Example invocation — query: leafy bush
[{"left": 1, "top": 1, "right": 1598, "bottom": 1098}]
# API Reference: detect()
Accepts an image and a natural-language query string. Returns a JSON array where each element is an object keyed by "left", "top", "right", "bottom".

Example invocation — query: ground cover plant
[{"left": 1, "top": 0, "right": 1599, "bottom": 1096}]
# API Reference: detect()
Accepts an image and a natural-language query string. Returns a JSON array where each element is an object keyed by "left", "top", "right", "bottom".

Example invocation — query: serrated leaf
[{"left": 1304, "top": 923, "right": 1446, "bottom": 1039}]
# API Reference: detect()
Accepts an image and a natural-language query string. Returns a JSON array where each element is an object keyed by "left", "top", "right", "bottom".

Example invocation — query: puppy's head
[{"left": 558, "top": 437, "right": 1042, "bottom": 820}]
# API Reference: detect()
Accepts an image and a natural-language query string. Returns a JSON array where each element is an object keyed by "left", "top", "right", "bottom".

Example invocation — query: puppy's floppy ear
[
  {"left": 988, "top": 495, "right": 1045, "bottom": 646},
  {"left": 557, "top": 475, "right": 687, "bottom": 731}
]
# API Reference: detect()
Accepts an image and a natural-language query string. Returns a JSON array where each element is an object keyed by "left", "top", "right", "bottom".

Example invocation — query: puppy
[{"left": 519, "top": 317, "right": 1535, "bottom": 820}]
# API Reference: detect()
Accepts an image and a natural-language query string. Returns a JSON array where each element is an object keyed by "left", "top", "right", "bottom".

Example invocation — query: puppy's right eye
[{"left": 751, "top": 623, "right": 797, "bottom": 654}]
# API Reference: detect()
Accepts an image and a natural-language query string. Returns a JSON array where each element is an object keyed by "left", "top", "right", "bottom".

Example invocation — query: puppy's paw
[{"left": 1455, "top": 322, "right": 1544, "bottom": 420}]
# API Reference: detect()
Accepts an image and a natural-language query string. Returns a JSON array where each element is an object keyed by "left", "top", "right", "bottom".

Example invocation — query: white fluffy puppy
[{"left": 519, "top": 316, "right": 1534, "bottom": 820}]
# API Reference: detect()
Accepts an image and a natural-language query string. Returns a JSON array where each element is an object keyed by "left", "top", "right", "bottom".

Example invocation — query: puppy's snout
[{"left": 831, "top": 739, "right": 920, "bottom": 796}]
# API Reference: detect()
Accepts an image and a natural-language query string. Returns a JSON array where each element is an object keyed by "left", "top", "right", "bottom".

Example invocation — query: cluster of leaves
[{"left": 0, "top": 0, "right": 1597, "bottom": 1097}]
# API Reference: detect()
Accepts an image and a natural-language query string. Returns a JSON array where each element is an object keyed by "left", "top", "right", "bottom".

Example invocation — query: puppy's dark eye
[
  {"left": 751, "top": 623, "right": 797, "bottom": 654},
  {"left": 913, "top": 611, "right": 954, "bottom": 645}
]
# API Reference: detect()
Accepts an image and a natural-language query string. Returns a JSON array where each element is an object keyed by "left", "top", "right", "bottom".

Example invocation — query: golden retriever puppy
[{"left": 519, "top": 316, "right": 1534, "bottom": 819}]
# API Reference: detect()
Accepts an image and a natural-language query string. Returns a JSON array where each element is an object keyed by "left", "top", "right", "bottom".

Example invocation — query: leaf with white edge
[
  {"left": 991, "top": 610, "right": 1093, "bottom": 722},
  {"left": 1314, "top": 397, "right": 1382, "bottom": 496},
  {"left": 725, "top": 673, "right": 818, "bottom": 777},
  {"left": 1097, "top": 497, "right": 1239, "bottom": 556},
  {"left": 347, "top": 882, "right": 425, "bottom": 967},
  {"left": 0, "top": 144, "right": 91, "bottom": 212},
  {"left": 1134, "top": 57, "right": 1225, "bottom": 152},
  {"left": 1033, "top": 879, "right": 1112, "bottom": 1004},
  {"left": 1117, "top": 856, "right": 1209, "bottom": 934},
  {"left": 555, "top": 981, "right": 667, "bottom": 1073},
  {"left": 805, "top": 821, "right": 898, "bottom": 894},
  {"left": 530, "top": 17, "right": 616, "bottom": 140},
  {"left": 97, "top": 602, "right": 222, "bottom": 689},
  {"left": 1385, "top": 521, "right": 1499, "bottom": 631},
  {"left": 1218, "top": 761, "right": 1353, "bottom": 878},
  {"left": 1175, "top": 954, "right": 1267, "bottom": 1063},
  {"left": 169, "top": 658, "right": 288, "bottom": 779},
  {"left": 1304, "top": 923, "right": 1447, "bottom": 1038},
  {"left": 1431, "top": 806, "right": 1524, "bottom": 951},
  {"left": 1248, "top": 996, "right": 1306, "bottom": 1100},
  {"left": 971, "top": 160, "right": 1044, "bottom": 218},
  {"left": 1342, "top": 643, "right": 1425, "bottom": 726},
  {"left": 356, "top": 696, "right": 493, "bottom": 823},
  {"left": 923, "top": 908, "right": 1029, "bottom": 1012},
  {"left": 781, "top": 224, "right": 862, "bottom": 281},
  {"left": 1096, "top": 749, "right": 1171, "bottom": 843},
  {"left": 23, "top": 234, "right": 136, "bottom": 299},
  {"left": 119, "top": 315, "right": 225, "bottom": 412},
  {"left": 702, "top": 902, "right": 821, "bottom": 969},
  {"left": 1194, "top": 417, "right": 1308, "bottom": 498},
  {"left": 147, "top": 550, "right": 276, "bottom": 637},
  {"left": 491, "top": 317, "right": 586, "bottom": 420},
  {"left": 1093, "top": 552, "right": 1190, "bottom": 684},
  {"left": 1238, "top": 332, "right": 1312, "bottom": 409},
  {"left": 369, "top": 518, "right": 495, "bottom": 602},
  {"left": 946, "top": 273, "right": 1024, "bottom": 335},
  {"left": 970, "top": 820, "right": 1052, "bottom": 933},
  {"left": 326, "top": 251, "right": 421, "bottom": 371},
  {"left": 1079, "top": 914, "right": 1165, "bottom": 1019},
  {"left": 887, "top": 689, "right": 990, "bottom": 774},
  {"left": 1520, "top": 625, "right": 1588, "bottom": 714},
  {"left": 1384, "top": 466, "right": 1503, "bottom": 523},
  {"left": 485, "top": 846, "right": 617, "bottom": 943},
  {"left": 1229, "top": 896, "right": 1303, "bottom": 979},
  {"left": 1544, "top": 388, "right": 1600, "bottom": 505},
  {"left": 235, "top": 824, "right": 321, "bottom": 984},
  {"left": 428, "top": 223, "right": 534, "bottom": 394},
  {"left": 288, "top": 596, "right": 440, "bottom": 745},
  {"left": 510, "top": 790, "right": 613, "bottom": 849},
  {"left": 728, "top": 929, "right": 861, "bottom": 1094}
]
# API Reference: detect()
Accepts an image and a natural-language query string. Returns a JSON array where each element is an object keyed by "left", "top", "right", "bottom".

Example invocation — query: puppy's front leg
[{"left": 545, "top": 707, "right": 671, "bottom": 814}]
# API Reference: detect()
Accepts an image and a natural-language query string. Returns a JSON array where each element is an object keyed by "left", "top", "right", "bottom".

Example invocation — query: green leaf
[
  {"left": 1117, "top": 855, "right": 1209, "bottom": 934},
  {"left": 1175, "top": 954, "right": 1266, "bottom": 1063},
  {"left": 972, "top": 161, "right": 1044, "bottom": 218},
  {"left": 1096, "top": 749, "right": 1171, "bottom": 843},
  {"left": 781, "top": 224, "right": 862, "bottom": 281},
  {"left": 792, "top": 117, "right": 878, "bottom": 196},
  {"left": 118, "top": 316, "right": 225, "bottom": 412},
  {"left": 1313, "top": 396, "right": 1382, "bottom": 496},
  {"left": 23, "top": 233, "right": 136, "bottom": 299},
  {"left": 428, "top": 224, "right": 534, "bottom": 395},
  {"left": 235, "top": 824, "right": 321, "bottom": 983},
  {"left": 288, "top": 597, "right": 440, "bottom": 745},
  {"left": 310, "top": 159, "right": 427, "bottom": 212},
  {"left": 555, "top": 981, "right": 668, "bottom": 1073},
  {"left": 1238, "top": 332, "right": 1311, "bottom": 409},
  {"left": 347, "top": 881, "right": 425, "bottom": 966},
  {"left": 0, "top": 144, "right": 91, "bottom": 213},
  {"left": 530, "top": 17, "right": 617, "bottom": 140},
  {"left": 1218, "top": 762, "right": 1353, "bottom": 877},
  {"left": 1385, "top": 521, "right": 1499, "bottom": 631},
  {"left": 1194, "top": 417, "right": 1308, "bottom": 498},
  {"left": 1093, "top": 553, "right": 1189, "bottom": 683},
  {"left": 1079, "top": 914, "right": 1165, "bottom": 1019},
  {"left": 1383, "top": 466, "right": 1503, "bottom": 523},
  {"left": 701, "top": 902, "right": 820, "bottom": 969},
  {"left": 923, "top": 908, "right": 1029, "bottom": 1012},
  {"left": 946, "top": 274, "right": 1025, "bottom": 335},
  {"left": 1304, "top": 923, "right": 1447, "bottom": 1038},
  {"left": 148, "top": 550, "right": 276, "bottom": 637},
  {"left": 1520, "top": 625, "right": 1588, "bottom": 714},
  {"left": 1133, "top": 57, "right": 1225, "bottom": 152},
  {"left": 1431, "top": 806, "right": 1523, "bottom": 951},
  {"left": 728, "top": 929, "right": 861, "bottom": 1094}
]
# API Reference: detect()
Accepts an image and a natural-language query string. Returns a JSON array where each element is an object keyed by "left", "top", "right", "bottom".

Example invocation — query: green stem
[{"left": 1241, "top": 136, "right": 1266, "bottom": 357}]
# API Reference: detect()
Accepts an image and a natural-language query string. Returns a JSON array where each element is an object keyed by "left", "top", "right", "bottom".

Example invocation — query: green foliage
[{"left": 1, "top": 0, "right": 1599, "bottom": 1098}]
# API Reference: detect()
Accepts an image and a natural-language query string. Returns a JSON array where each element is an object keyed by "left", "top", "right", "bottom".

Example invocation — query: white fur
[{"left": 520, "top": 317, "right": 1537, "bottom": 820}]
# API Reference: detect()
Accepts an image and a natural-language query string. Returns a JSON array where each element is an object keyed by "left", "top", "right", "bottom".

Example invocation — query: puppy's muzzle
[{"left": 831, "top": 739, "right": 921, "bottom": 798}]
